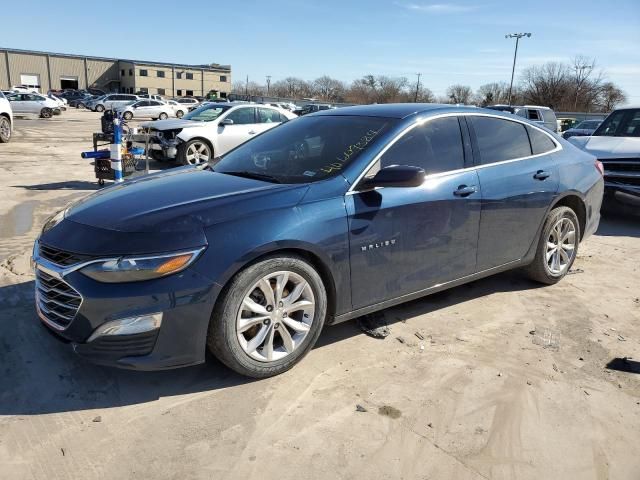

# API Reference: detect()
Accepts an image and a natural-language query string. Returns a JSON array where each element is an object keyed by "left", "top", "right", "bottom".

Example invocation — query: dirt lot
[{"left": 0, "top": 109, "right": 639, "bottom": 480}]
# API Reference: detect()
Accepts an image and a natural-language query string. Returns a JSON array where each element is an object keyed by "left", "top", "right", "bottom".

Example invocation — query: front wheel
[
  {"left": 0, "top": 116, "right": 11, "bottom": 143},
  {"left": 176, "top": 110, "right": 184, "bottom": 118},
  {"left": 123, "top": 111, "right": 133, "bottom": 120},
  {"left": 177, "top": 139, "right": 212, "bottom": 165},
  {"left": 158, "top": 112, "right": 168, "bottom": 120},
  {"left": 207, "top": 256, "right": 327, "bottom": 378},
  {"left": 40, "top": 108, "right": 53, "bottom": 119},
  {"left": 95, "top": 104, "right": 105, "bottom": 112},
  {"left": 524, "top": 206, "right": 580, "bottom": 284}
]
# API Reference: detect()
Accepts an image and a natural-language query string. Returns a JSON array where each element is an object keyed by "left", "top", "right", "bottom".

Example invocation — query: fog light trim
[{"left": 87, "top": 313, "right": 163, "bottom": 342}]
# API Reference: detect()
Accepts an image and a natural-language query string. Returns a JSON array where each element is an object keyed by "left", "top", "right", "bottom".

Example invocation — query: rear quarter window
[
  {"left": 471, "top": 116, "right": 532, "bottom": 164},
  {"left": 527, "top": 126, "right": 556, "bottom": 155}
]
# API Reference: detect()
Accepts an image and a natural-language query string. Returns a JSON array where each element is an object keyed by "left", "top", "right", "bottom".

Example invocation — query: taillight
[{"left": 595, "top": 160, "right": 604, "bottom": 176}]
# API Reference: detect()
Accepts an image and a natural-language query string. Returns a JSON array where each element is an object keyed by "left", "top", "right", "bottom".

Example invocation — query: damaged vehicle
[
  {"left": 33, "top": 104, "right": 603, "bottom": 378},
  {"left": 137, "top": 102, "right": 296, "bottom": 165}
]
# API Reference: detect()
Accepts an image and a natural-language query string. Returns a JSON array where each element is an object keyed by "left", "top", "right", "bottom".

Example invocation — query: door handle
[
  {"left": 453, "top": 185, "right": 477, "bottom": 197},
  {"left": 533, "top": 170, "right": 550, "bottom": 180}
]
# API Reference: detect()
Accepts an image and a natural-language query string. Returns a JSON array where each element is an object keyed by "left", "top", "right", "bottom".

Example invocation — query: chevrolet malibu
[{"left": 33, "top": 104, "right": 604, "bottom": 378}]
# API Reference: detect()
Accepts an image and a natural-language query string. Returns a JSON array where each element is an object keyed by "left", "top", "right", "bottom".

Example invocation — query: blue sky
[{"left": 1, "top": 0, "right": 639, "bottom": 102}]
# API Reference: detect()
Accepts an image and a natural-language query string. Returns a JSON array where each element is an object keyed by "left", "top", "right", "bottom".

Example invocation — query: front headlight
[
  {"left": 80, "top": 248, "right": 205, "bottom": 283},
  {"left": 42, "top": 209, "right": 66, "bottom": 234}
]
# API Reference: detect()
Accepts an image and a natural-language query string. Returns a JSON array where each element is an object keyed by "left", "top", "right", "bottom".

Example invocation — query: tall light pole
[
  {"left": 414, "top": 73, "right": 422, "bottom": 102},
  {"left": 266, "top": 75, "right": 271, "bottom": 95},
  {"left": 505, "top": 32, "right": 531, "bottom": 105}
]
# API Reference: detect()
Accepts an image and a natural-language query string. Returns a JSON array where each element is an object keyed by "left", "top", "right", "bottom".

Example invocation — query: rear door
[
  {"left": 347, "top": 116, "right": 481, "bottom": 308},
  {"left": 215, "top": 107, "right": 257, "bottom": 155},
  {"left": 469, "top": 115, "right": 559, "bottom": 270}
]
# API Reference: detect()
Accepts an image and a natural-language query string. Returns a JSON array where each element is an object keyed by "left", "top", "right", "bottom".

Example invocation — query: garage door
[
  {"left": 20, "top": 74, "right": 40, "bottom": 88},
  {"left": 60, "top": 76, "right": 79, "bottom": 90}
]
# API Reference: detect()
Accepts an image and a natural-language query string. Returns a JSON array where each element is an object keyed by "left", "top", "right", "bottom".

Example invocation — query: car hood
[
  {"left": 578, "top": 136, "right": 640, "bottom": 158},
  {"left": 142, "top": 119, "right": 207, "bottom": 130},
  {"left": 64, "top": 166, "right": 309, "bottom": 233}
]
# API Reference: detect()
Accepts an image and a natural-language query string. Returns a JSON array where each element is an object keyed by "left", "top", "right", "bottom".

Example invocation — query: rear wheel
[
  {"left": 176, "top": 110, "right": 184, "bottom": 118},
  {"left": 95, "top": 104, "right": 105, "bottom": 112},
  {"left": 178, "top": 139, "right": 212, "bottom": 165},
  {"left": 40, "top": 108, "right": 52, "bottom": 119},
  {"left": 159, "top": 112, "right": 168, "bottom": 120},
  {"left": 0, "top": 116, "right": 11, "bottom": 143},
  {"left": 207, "top": 255, "right": 327, "bottom": 378},
  {"left": 524, "top": 206, "right": 580, "bottom": 284},
  {"left": 123, "top": 111, "right": 133, "bottom": 120}
]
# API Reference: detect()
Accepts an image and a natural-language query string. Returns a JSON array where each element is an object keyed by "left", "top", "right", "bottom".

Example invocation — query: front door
[
  {"left": 216, "top": 107, "right": 257, "bottom": 155},
  {"left": 468, "top": 116, "right": 560, "bottom": 270},
  {"left": 347, "top": 116, "right": 481, "bottom": 309}
]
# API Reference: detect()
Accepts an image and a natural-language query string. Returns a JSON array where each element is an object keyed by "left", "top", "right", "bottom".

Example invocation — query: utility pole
[
  {"left": 266, "top": 75, "right": 271, "bottom": 95},
  {"left": 505, "top": 32, "right": 531, "bottom": 105},
  {"left": 414, "top": 73, "right": 421, "bottom": 102},
  {"left": 574, "top": 63, "right": 593, "bottom": 112}
]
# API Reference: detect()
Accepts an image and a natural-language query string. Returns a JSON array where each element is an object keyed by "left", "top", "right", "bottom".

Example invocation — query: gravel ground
[{"left": 0, "top": 109, "right": 639, "bottom": 480}]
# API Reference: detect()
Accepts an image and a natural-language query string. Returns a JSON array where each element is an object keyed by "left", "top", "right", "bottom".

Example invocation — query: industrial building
[{"left": 0, "top": 47, "right": 231, "bottom": 98}]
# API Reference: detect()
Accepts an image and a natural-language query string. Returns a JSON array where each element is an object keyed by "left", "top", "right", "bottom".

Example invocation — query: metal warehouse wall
[
  {"left": 0, "top": 52, "right": 8, "bottom": 90},
  {"left": 85, "top": 59, "right": 119, "bottom": 91},
  {"left": 48, "top": 56, "right": 88, "bottom": 89},
  {"left": 5, "top": 51, "right": 50, "bottom": 91}
]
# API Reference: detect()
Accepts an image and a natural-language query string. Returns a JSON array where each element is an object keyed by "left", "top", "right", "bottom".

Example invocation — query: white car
[
  {"left": 47, "top": 93, "right": 67, "bottom": 111},
  {"left": 117, "top": 100, "right": 177, "bottom": 120},
  {"left": 569, "top": 107, "right": 640, "bottom": 213},
  {"left": 175, "top": 97, "right": 200, "bottom": 111},
  {"left": 7, "top": 93, "right": 60, "bottom": 118},
  {"left": 139, "top": 103, "right": 296, "bottom": 165},
  {"left": 0, "top": 91, "right": 13, "bottom": 142},
  {"left": 165, "top": 100, "right": 188, "bottom": 118}
]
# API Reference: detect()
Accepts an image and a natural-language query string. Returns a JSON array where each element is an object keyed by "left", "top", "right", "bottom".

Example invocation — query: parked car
[
  {"left": 558, "top": 117, "right": 578, "bottom": 132},
  {"left": 68, "top": 94, "right": 94, "bottom": 109},
  {"left": 86, "top": 93, "right": 140, "bottom": 112},
  {"left": 137, "top": 94, "right": 166, "bottom": 102},
  {"left": 0, "top": 91, "right": 13, "bottom": 143},
  {"left": 117, "top": 100, "right": 176, "bottom": 120},
  {"left": 297, "top": 104, "right": 334, "bottom": 115},
  {"left": 47, "top": 93, "right": 67, "bottom": 111},
  {"left": 11, "top": 85, "right": 40, "bottom": 93},
  {"left": 6, "top": 93, "right": 59, "bottom": 118},
  {"left": 562, "top": 120, "right": 602, "bottom": 139},
  {"left": 514, "top": 105, "right": 558, "bottom": 132},
  {"left": 165, "top": 100, "right": 187, "bottom": 118},
  {"left": 175, "top": 97, "right": 200, "bottom": 111},
  {"left": 568, "top": 107, "right": 640, "bottom": 215},
  {"left": 33, "top": 104, "right": 603, "bottom": 377},
  {"left": 138, "top": 103, "right": 296, "bottom": 164}
]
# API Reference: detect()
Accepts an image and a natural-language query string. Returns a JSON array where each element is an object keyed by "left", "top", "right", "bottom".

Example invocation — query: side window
[
  {"left": 279, "top": 112, "right": 290, "bottom": 123},
  {"left": 225, "top": 107, "right": 256, "bottom": 125},
  {"left": 137, "top": 101, "right": 151, "bottom": 107},
  {"left": 149, "top": 101, "right": 162, "bottom": 106},
  {"left": 527, "top": 126, "right": 556, "bottom": 155},
  {"left": 369, "top": 117, "right": 465, "bottom": 177},
  {"left": 528, "top": 109, "right": 541, "bottom": 121},
  {"left": 257, "top": 108, "right": 282, "bottom": 124},
  {"left": 471, "top": 116, "right": 532, "bottom": 164}
]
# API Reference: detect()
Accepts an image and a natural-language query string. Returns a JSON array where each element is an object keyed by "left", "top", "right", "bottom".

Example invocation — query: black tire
[
  {"left": 176, "top": 110, "right": 184, "bottom": 118},
  {"left": 78, "top": 102, "right": 85, "bottom": 109},
  {"left": 53, "top": 108, "right": 61, "bottom": 115},
  {"left": 40, "top": 108, "right": 52, "bottom": 119},
  {"left": 0, "top": 116, "right": 11, "bottom": 143},
  {"left": 207, "top": 255, "right": 328, "bottom": 378},
  {"left": 159, "top": 112, "right": 168, "bottom": 120},
  {"left": 150, "top": 150, "right": 167, "bottom": 161},
  {"left": 177, "top": 138, "right": 212, "bottom": 166},
  {"left": 524, "top": 206, "right": 580, "bottom": 285},
  {"left": 95, "top": 104, "right": 105, "bottom": 112},
  {"left": 123, "top": 111, "right": 133, "bottom": 120}
]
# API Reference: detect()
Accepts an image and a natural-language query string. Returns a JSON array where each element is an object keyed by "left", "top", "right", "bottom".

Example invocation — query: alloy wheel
[
  {"left": 546, "top": 217, "right": 576, "bottom": 275},
  {"left": 236, "top": 271, "right": 315, "bottom": 362},
  {"left": 185, "top": 142, "right": 210, "bottom": 164},
  {"left": 0, "top": 118, "right": 10, "bottom": 141}
]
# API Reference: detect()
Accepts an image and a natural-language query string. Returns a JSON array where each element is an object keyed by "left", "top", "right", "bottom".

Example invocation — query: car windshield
[
  {"left": 593, "top": 109, "right": 640, "bottom": 137},
  {"left": 183, "top": 104, "right": 231, "bottom": 122},
  {"left": 576, "top": 120, "right": 600, "bottom": 129},
  {"left": 213, "top": 115, "right": 396, "bottom": 184}
]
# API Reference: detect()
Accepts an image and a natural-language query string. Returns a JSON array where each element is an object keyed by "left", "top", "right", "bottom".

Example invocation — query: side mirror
[
  {"left": 220, "top": 118, "right": 234, "bottom": 126},
  {"left": 360, "top": 165, "right": 425, "bottom": 190}
]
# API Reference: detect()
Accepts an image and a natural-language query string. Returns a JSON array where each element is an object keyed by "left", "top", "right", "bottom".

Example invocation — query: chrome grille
[
  {"left": 39, "top": 243, "right": 94, "bottom": 267},
  {"left": 35, "top": 269, "right": 82, "bottom": 329}
]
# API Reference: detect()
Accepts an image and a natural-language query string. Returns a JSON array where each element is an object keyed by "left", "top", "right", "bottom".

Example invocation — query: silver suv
[
  {"left": 87, "top": 94, "right": 140, "bottom": 112},
  {"left": 515, "top": 105, "right": 558, "bottom": 133}
]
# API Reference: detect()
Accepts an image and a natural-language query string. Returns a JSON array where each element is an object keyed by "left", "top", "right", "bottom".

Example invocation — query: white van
[{"left": 514, "top": 105, "right": 558, "bottom": 133}]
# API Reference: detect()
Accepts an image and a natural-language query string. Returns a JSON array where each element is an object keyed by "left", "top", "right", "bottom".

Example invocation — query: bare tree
[
  {"left": 475, "top": 82, "right": 510, "bottom": 106},
  {"left": 407, "top": 82, "right": 435, "bottom": 103},
  {"left": 446, "top": 84, "right": 473, "bottom": 104},
  {"left": 520, "top": 62, "right": 571, "bottom": 109},
  {"left": 596, "top": 82, "right": 627, "bottom": 112},
  {"left": 312, "top": 76, "right": 346, "bottom": 102}
]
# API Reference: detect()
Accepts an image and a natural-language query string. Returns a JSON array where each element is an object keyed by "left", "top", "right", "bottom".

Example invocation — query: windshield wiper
[{"left": 219, "top": 171, "right": 282, "bottom": 183}]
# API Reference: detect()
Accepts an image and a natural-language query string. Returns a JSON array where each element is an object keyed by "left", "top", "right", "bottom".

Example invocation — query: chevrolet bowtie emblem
[{"left": 361, "top": 239, "right": 396, "bottom": 252}]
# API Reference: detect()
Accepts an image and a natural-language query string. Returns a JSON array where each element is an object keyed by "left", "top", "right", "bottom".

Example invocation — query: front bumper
[{"left": 33, "top": 242, "right": 220, "bottom": 370}]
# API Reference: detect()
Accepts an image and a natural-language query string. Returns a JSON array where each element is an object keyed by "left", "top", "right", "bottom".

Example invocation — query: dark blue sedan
[{"left": 33, "top": 104, "right": 604, "bottom": 377}]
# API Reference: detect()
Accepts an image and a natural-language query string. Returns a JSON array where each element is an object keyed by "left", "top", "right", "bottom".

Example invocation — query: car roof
[{"left": 309, "top": 103, "right": 481, "bottom": 119}]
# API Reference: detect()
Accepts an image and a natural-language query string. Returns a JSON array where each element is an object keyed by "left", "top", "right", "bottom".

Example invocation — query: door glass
[
  {"left": 471, "top": 116, "right": 532, "bottom": 164},
  {"left": 257, "top": 108, "right": 282, "bottom": 124},
  {"left": 528, "top": 109, "right": 541, "bottom": 120},
  {"left": 370, "top": 117, "right": 465, "bottom": 177},
  {"left": 225, "top": 107, "right": 256, "bottom": 125},
  {"left": 527, "top": 126, "right": 556, "bottom": 155}
]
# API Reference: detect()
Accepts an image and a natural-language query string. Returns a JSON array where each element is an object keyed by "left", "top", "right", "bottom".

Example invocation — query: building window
[
  {"left": 186, "top": 72, "right": 193, "bottom": 80},
  {"left": 121, "top": 69, "right": 125, "bottom": 76},
  {"left": 139, "top": 87, "right": 149, "bottom": 94},
  {"left": 129, "top": 69, "right": 133, "bottom": 76},
  {"left": 140, "top": 69, "right": 148, "bottom": 76},
  {"left": 220, "top": 92, "right": 227, "bottom": 98},
  {"left": 157, "top": 70, "right": 165, "bottom": 78},
  {"left": 177, "top": 89, "right": 182, "bottom": 96},
  {"left": 176, "top": 72, "right": 182, "bottom": 79},
  {"left": 157, "top": 88, "right": 166, "bottom": 95},
  {"left": 220, "top": 75, "right": 227, "bottom": 82},
  {"left": 186, "top": 90, "right": 194, "bottom": 96}
]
